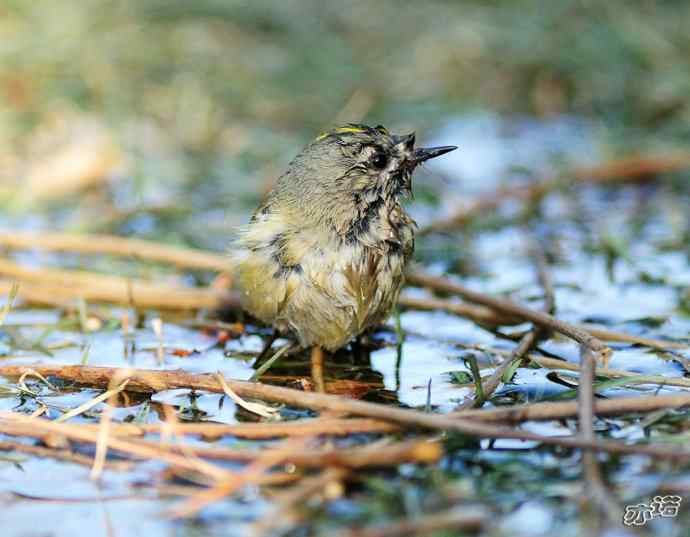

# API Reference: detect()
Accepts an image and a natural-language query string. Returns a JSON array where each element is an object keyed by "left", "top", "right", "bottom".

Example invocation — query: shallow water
[{"left": 1, "top": 113, "right": 689, "bottom": 536}]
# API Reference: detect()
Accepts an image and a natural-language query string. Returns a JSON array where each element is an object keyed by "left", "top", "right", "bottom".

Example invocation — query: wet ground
[{"left": 1, "top": 114, "right": 690, "bottom": 536}]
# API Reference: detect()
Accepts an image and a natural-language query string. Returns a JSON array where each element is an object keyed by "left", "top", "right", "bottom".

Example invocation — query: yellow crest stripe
[
  {"left": 335, "top": 126, "right": 366, "bottom": 134},
  {"left": 315, "top": 125, "right": 368, "bottom": 142}
]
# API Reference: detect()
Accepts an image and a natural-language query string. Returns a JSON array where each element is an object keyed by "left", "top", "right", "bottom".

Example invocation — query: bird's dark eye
[{"left": 371, "top": 152, "right": 388, "bottom": 169}]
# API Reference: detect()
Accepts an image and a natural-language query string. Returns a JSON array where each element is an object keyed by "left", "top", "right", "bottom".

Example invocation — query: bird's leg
[
  {"left": 254, "top": 329, "right": 279, "bottom": 365},
  {"left": 311, "top": 345, "right": 326, "bottom": 392},
  {"left": 351, "top": 334, "right": 372, "bottom": 365}
]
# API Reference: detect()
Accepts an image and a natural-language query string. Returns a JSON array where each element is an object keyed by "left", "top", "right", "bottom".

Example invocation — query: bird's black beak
[{"left": 413, "top": 145, "right": 458, "bottom": 163}]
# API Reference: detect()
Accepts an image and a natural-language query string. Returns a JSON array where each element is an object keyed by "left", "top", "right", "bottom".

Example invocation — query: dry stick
[
  {"left": 0, "top": 258, "right": 237, "bottom": 310},
  {"left": 399, "top": 294, "right": 687, "bottom": 350},
  {"left": 91, "top": 371, "right": 134, "bottom": 480},
  {"left": 8, "top": 492, "right": 154, "bottom": 504},
  {"left": 0, "top": 281, "right": 19, "bottom": 326},
  {"left": 579, "top": 347, "right": 619, "bottom": 521},
  {"left": 528, "top": 355, "right": 690, "bottom": 388},
  {"left": 2, "top": 365, "right": 690, "bottom": 459},
  {"left": 0, "top": 413, "right": 233, "bottom": 481},
  {"left": 0, "top": 281, "right": 82, "bottom": 310},
  {"left": 155, "top": 473, "right": 301, "bottom": 499},
  {"left": 55, "top": 418, "right": 400, "bottom": 440},
  {"left": 550, "top": 244, "right": 613, "bottom": 516},
  {"left": 125, "top": 437, "right": 442, "bottom": 469},
  {"left": 13, "top": 389, "right": 690, "bottom": 434},
  {"left": 580, "top": 325, "right": 687, "bottom": 351},
  {"left": 0, "top": 231, "right": 230, "bottom": 273},
  {"left": 460, "top": 392, "right": 690, "bottom": 423},
  {"left": 455, "top": 331, "right": 539, "bottom": 413},
  {"left": 406, "top": 267, "right": 611, "bottom": 362},
  {"left": 56, "top": 379, "right": 130, "bottom": 423},
  {"left": 398, "top": 294, "right": 519, "bottom": 325},
  {"left": 456, "top": 244, "right": 555, "bottom": 411},
  {"left": 418, "top": 152, "right": 690, "bottom": 236}
]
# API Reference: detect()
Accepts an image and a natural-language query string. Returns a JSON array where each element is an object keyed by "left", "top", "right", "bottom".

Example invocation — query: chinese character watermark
[{"left": 623, "top": 495, "right": 682, "bottom": 526}]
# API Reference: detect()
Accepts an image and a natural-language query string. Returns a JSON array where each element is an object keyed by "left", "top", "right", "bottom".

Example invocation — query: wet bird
[{"left": 233, "top": 124, "right": 456, "bottom": 390}]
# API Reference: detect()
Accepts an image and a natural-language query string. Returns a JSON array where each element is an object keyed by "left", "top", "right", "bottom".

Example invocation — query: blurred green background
[{"left": 2, "top": 0, "right": 689, "bottom": 244}]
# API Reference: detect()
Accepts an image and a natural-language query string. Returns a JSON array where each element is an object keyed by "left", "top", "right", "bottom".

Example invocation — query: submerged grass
[{"left": 0, "top": 283, "right": 19, "bottom": 327}]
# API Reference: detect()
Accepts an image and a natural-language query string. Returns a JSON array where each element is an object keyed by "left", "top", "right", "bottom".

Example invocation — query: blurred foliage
[
  {"left": 3, "top": 0, "right": 690, "bottom": 170},
  {"left": 1, "top": 1, "right": 689, "bottom": 243}
]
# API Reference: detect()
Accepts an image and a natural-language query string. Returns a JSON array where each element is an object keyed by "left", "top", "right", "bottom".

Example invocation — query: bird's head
[{"left": 271, "top": 123, "right": 456, "bottom": 231}]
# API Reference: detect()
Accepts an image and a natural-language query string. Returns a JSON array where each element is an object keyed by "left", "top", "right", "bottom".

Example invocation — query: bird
[{"left": 232, "top": 123, "right": 456, "bottom": 390}]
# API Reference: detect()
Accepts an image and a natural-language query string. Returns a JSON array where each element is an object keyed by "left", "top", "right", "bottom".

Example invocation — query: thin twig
[
  {"left": 399, "top": 293, "right": 687, "bottom": 350},
  {"left": 62, "top": 417, "right": 400, "bottom": 440},
  {"left": 406, "top": 267, "right": 611, "bottom": 362},
  {"left": 215, "top": 373, "right": 280, "bottom": 418},
  {"left": 528, "top": 355, "right": 690, "bottom": 388},
  {"left": 578, "top": 348, "right": 620, "bottom": 521},
  {"left": 0, "top": 412, "right": 234, "bottom": 481},
  {"left": 455, "top": 241, "right": 554, "bottom": 410},
  {"left": 456, "top": 331, "right": 538, "bottom": 412},
  {"left": 55, "top": 379, "right": 130, "bottom": 423},
  {"left": 250, "top": 344, "right": 294, "bottom": 382},
  {"left": 457, "top": 392, "right": 690, "bottom": 422},
  {"left": 3, "top": 365, "right": 690, "bottom": 459},
  {"left": 0, "top": 258, "right": 237, "bottom": 310},
  {"left": 0, "top": 281, "right": 19, "bottom": 326},
  {"left": 0, "top": 231, "right": 230, "bottom": 272},
  {"left": 126, "top": 437, "right": 442, "bottom": 469}
]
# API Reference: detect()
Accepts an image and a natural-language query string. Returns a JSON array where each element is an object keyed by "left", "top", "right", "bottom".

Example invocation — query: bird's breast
[{"left": 234, "top": 200, "right": 415, "bottom": 349}]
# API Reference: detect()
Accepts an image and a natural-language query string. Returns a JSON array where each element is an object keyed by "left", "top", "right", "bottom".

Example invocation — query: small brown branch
[
  {"left": 0, "top": 423, "right": 429, "bottom": 499},
  {"left": 0, "top": 231, "right": 230, "bottom": 272},
  {"left": 0, "top": 412, "right": 232, "bottom": 481},
  {"left": 456, "top": 331, "right": 539, "bottom": 412},
  {"left": 2, "top": 365, "right": 690, "bottom": 460},
  {"left": 127, "top": 437, "right": 442, "bottom": 469},
  {"left": 456, "top": 241, "right": 555, "bottom": 410},
  {"left": 406, "top": 267, "right": 611, "bottom": 362},
  {"left": 398, "top": 294, "right": 520, "bottom": 325},
  {"left": 580, "top": 325, "right": 687, "bottom": 350},
  {"left": 0, "top": 258, "right": 237, "bottom": 310},
  {"left": 578, "top": 348, "right": 619, "bottom": 519},
  {"left": 529, "top": 355, "right": 690, "bottom": 388},
  {"left": 399, "top": 292, "right": 686, "bottom": 350},
  {"left": 458, "top": 392, "right": 690, "bottom": 422},
  {"left": 83, "top": 417, "right": 400, "bottom": 440}
]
